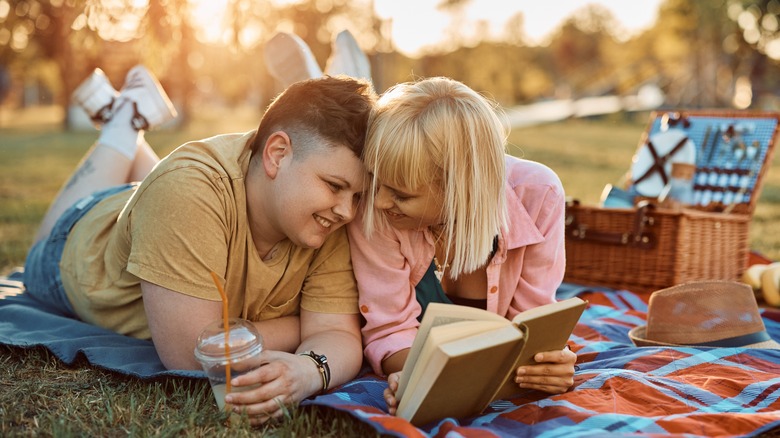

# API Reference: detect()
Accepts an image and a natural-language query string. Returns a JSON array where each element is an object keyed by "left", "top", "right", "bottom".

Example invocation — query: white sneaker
[
  {"left": 324, "top": 30, "right": 372, "bottom": 84},
  {"left": 71, "top": 68, "right": 118, "bottom": 127},
  {"left": 264, "top": 32, "right": 323, "bottom": 88},
  {"left": 118, "top": 65, "right": 177, "bottom": 130}
]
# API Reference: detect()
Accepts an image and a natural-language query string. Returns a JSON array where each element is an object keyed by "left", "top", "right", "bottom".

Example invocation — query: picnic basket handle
[{"left": 565, "top": 200, "right": 656, "bottom": 249}]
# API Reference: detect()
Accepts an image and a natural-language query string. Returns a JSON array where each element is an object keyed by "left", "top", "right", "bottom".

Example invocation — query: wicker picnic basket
[{"left": 564, "top": 110, "right": 779, "bottom": 293}]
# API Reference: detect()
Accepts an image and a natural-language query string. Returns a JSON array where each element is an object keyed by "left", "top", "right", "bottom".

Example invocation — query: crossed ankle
[{"left": 118, "top": 65, "right": 177, "bottom": 130}]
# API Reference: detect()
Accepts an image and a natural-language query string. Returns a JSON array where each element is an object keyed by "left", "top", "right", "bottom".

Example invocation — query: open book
[{"left": 395, "top": 297, "right": 587, "bottom": 426}]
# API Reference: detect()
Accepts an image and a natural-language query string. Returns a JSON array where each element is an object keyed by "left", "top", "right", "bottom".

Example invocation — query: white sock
[{"left": 97, "top": 100, "right": 140, "bottom": 159}]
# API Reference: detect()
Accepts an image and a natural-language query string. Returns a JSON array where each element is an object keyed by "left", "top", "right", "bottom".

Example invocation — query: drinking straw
[{"left": 210, "top": 271, "right": 232, "bottom": 399}]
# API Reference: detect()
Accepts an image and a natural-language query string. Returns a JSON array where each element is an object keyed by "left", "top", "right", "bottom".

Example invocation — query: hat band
[{"left": 693, "top": 330, "right": 772, "bottom": 348}]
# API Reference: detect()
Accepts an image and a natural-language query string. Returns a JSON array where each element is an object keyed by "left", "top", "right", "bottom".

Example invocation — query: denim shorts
[{"left": 23, "top": 183, "right": 135, "bottom": 318}]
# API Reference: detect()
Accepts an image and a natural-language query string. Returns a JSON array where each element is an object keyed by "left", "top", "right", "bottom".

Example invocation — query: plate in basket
[{"left": 630, "top": 128, "right": 696, "bottom": 197}]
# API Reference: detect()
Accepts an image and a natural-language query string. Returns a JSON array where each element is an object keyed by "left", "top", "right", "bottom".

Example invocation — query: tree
[
  {"left": 727, "top": 0, "right": 780, "bottom": 108},
  {"left": 546, "top": 4, "right": 619, "bottom": 97},
  {"left": 0, "top": 1, "right": 85, "bottom": 108}
]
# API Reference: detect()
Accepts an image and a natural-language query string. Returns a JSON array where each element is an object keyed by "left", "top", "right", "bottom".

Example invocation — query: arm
[
  {"left": 298, "top": 308, "right": 362, "bottom": 389},
  {"left": 252, "top": 316, "right": 300, "bottom": 354},
  {"left": 141, "top": 280, "right": 221, "bottom": 370},
  {"left": 141, "top": 281, "right": 302, "bottom": 369},
  {"left": 380, "top": 349, "right": 409, "bottom": 414},
  {"left": 225, "top": 309, "right": 362, "bottom": 425},
  {"left": 381, "top": 348, "right": 409, "bottom": 376}
]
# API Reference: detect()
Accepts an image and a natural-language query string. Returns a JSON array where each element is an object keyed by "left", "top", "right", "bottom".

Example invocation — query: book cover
[
  {"left": 395, "top": 297, "right": 587, "bottom": 426},
  {"left": 490, "top": 297, "right": 589, "bottom": 402},
  {"left": 395, "top": 302, "right": 508, "bottom": 402}
]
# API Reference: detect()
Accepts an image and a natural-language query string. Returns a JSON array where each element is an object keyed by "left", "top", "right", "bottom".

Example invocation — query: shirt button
[
  {"left": 360, "top": 305, "right": 369, "bottom": 313},
  {"left": 490, "top": 286, "right": 498, "bottom": 294}
]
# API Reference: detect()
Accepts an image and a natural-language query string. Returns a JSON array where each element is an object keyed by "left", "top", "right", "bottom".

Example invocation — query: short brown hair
[{"left": 249, "top": 75, "right": 376, "bottom": 158}]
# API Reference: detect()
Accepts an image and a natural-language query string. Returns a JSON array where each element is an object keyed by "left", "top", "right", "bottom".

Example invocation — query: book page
[{"left": 396, "top": 303, "right": 509, "bottom": 401}]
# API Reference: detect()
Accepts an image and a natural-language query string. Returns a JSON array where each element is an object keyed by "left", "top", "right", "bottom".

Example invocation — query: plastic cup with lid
[{"left": 194, "top": 318, "right": 264, "bottom": 410}]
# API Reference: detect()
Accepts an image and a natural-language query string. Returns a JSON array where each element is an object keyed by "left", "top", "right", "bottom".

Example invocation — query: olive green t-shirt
[{"left": 59, "top": 131, "right": 359, "bottom": 339}]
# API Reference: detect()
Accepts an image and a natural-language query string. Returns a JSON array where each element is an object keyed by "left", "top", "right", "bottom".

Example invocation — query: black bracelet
[{"left": 300, "top": 351, "right": 331, "bottom": 393}]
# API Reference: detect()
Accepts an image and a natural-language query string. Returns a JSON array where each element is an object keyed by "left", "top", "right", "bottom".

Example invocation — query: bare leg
[
  {"left": 33, "top": 144, "right": 138, "bottom": 245},
  {"left": 129, "top": 135, "right": 161, "bottom": 182},
  {"left": 33, "top": 99, "right": 144, "bottom": 245},
  {"left": 33, "top": 64, "right": 176, "bottom": 246}
]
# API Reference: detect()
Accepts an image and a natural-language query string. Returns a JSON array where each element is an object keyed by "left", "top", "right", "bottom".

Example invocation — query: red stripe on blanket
[
  {"left": 744, "top": 381, "right": 780, "bottom": 410},
  {"left": 657, "top": 413, "right": 779, "bottom": 436}
]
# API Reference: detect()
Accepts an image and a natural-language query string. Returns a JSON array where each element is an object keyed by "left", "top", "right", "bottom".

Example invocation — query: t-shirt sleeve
[
  {"left": 298, "top": 227, "right": 359, "bottom": 315},
  {"left": 125, "top": 166, "right": 231, "bottom": 301}
]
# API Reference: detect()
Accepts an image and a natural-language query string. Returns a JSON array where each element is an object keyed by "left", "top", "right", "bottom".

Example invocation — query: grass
[
  {"left": 0, "top": 347, "right": 377, "bottom": 437},
  {"left": 1, "top": 108, "right": 779, "bottom": 435}
]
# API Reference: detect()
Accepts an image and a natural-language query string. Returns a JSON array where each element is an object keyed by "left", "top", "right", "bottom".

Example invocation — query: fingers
[
  {"left": 384, "top": 372, "right": 402, "bottom": 415},
  {"left": 515, "top": 348, "right": 578, "bottom": 394},
  {"left": 515, "top": 369, "right": 574, "bottom": 394},
  {"left": 516, "top": 380, "right": 572, "bottom": 394},
  {"left": 223, "top": 353, "right": 305, "bottom": 424},
  {"left": 383, "top": 387, "right": 398, "bottom": 415},
  {"left": 387, "top": 371, "right": 401, "bottom": 391},
  {"left": 234, "top": 394, "right": 290, "bottom": 426},
  {"left": 223, "top": 381, "right": 289, "bottom": 425},
  {"left": 533, "top": 347, "right": 577, "bottom": 365}
]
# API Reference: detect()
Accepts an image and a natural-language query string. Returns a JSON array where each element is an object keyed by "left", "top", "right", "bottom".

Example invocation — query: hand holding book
[
  {"left": 389, "top": 298, "right": 587, "bottom": 426},
  {"left": 383, "top": 344, "right": 578, "bottom": 416},
  {"left": 384, "top": 372, "right": 402, "bottom": 416},
  {"left": 514, "top": 347, "right": 577, "bottom": 393}
]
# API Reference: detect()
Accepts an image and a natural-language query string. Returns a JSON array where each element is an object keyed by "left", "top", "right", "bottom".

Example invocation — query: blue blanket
[
  {"left": 0, "top": 271, "right": 593, "bottom": 380},
  {"left": 0, "top": 269, "right": 201, "bottom": 379},
  {"left": 3, "top": 269, "right": 779, "bottom": 437}
]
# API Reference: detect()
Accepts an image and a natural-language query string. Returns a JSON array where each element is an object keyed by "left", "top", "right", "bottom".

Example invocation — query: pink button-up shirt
[{"left": 347, "top": 155, "right": 566, "bottom": 375}]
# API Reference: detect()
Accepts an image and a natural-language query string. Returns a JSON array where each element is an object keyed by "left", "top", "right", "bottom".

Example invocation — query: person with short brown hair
[{"left": 24, "top": 65, "right": 377, "bottom": 424}]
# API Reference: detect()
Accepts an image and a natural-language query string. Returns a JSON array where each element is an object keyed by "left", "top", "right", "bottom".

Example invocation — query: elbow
[{"left": 158, "top": 349, "right": 202, "bottom": 371}]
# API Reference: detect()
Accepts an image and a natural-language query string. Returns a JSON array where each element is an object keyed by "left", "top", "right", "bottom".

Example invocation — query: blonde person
[
  {"left": 24, "top": 65, "right": 376, "bottom": 424},
  {"left": 346, "top": 77, "right": 576, "bottom": 414}
]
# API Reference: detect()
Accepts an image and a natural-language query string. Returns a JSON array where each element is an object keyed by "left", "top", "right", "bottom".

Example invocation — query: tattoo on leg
[{"left": 64, "top": 159, "right": 96, "bottom": 190}]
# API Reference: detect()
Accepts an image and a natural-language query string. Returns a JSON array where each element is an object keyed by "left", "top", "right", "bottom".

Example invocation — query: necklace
[
  {"left": 430, "top": 224, "right": 449, "bottom": 281},
  {"left": 434, "top": 255, "right": 448, "bottom": 281}
]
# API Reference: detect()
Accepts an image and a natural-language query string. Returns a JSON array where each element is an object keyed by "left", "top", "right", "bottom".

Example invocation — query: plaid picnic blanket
[
  {"left": 2, "top": 269, "right": 779, "bottom": 437},
  {"left": 301, "top": 290, "right": 780, "bottom": 437}
]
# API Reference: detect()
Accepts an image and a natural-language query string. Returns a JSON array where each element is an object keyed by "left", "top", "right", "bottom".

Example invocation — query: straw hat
[{"left": 628, "top": 280, "right": 780, "bottom": 349}]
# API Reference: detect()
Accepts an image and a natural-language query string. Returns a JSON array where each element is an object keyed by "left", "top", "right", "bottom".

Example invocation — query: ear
[{"left": 262, "top": 131, "right": 292, "bottom": 179}]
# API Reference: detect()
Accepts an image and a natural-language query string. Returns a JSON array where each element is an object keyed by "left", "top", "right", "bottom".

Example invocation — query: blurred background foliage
[{"left": 1, "top": 0, "right": 780, "bottom": 126}]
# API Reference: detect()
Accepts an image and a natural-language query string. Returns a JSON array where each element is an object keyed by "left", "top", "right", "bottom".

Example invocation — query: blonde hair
[{"left": 363, "top": 77, "right": 509, "bottom": 278}]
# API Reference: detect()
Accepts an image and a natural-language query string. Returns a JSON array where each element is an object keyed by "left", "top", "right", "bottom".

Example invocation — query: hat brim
[{"left": 628, "top": 325, "right": 780, "bottom": 349}]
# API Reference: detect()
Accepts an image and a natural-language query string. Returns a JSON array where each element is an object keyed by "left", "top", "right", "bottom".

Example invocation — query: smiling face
[
  {"left": 373, "top": 180, "right": 444, "bottom": 231},
  {"left": 246, "top": 131, "right": 367, "bottom": 255},
  {"left": 361, "top": 77, "right": 510, "bottom": 277},
  {"left": 278, "top": 145, "right": 366, "bottom": 248}
]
